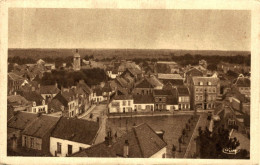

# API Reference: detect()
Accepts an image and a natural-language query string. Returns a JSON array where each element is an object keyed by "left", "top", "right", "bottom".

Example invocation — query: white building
[
  {"left": 50, "top": 117, "right": 102, "bottom": 157},
  {"left": 109, "top": 95, "right": 134, "bottom": 113}
]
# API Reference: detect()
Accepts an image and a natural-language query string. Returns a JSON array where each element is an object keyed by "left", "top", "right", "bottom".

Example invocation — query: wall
[
  {"left": 133, "top": 103, "right": 154, "bottom": 112},
  {"left": 30, "top": 105, "right": 48, "bottom": 114},
  {"left": 166, "top": 105, "right": 178, "bottom": 111},
  {"left": 50, "top": 137, "right": 90, "bottom": 157},
  {"left": 22, "top": 135, "right": 42, "bottom": 151},
  {"left": 150, "top": 147, "right": 167, "bottom": 158}
]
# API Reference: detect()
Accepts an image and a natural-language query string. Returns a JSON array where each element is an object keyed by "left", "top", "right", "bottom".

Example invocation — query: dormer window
[
  {"left": 33, "top": 101, "right": 36, "bottom": 107},
  {"left": 208, "top": 82, "right": 211, "bottom": 86},
  {"left": 199, "top": 82, "right": 203, "bottom": 86}
]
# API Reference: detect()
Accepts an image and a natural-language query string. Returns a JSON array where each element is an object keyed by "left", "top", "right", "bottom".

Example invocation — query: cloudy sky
[{"left": 8, "top": 8, "right": 250, "bottom": 50}]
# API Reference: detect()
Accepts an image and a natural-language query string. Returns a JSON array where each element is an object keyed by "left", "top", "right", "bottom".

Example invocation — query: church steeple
[{"left": 73, "top": 49, "right": 81, "bottom": 71}]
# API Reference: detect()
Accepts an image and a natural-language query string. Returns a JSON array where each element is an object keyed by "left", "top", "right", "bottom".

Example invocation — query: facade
[
  {"left": 108, "top": 95, "right": 134, "bottom": 113},
  {"left": 73, "top": 49, "right": 81, "bottom": 71},
  {"left": 153, "top": 90, "right": 173, "bottom": 111},
  {"left": 50, "top": 117, "right": 100, "bottom": 157},
  {"left": 190, "top": 77, "right": 219, "bottom": 110},
  {"left": 8, "top": 72, "right": 28, "bottom": 95},
  {"left": 132, "top": 78, "right": 153, "bottom": 95},
  {"left": 177, "top": 86, "right": 190, "bottom": 110},
  {"left": 38, "top": 84, "right": 60, "bottom": 100},
  {"left": 133, "top": 94, "right": 154, "bottom": 112}
]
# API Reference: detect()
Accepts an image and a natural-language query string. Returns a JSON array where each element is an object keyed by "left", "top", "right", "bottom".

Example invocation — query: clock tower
[{"left": 73, "top": 49, "right": 81, "bottom": 71}]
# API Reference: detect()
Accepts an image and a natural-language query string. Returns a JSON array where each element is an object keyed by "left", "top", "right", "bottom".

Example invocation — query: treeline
[
  {"left": 40, "top": 68, "right": 108, "bottom": 87},
  {"left": 8, "top": 56, "right": 73, "bottom": 68}
]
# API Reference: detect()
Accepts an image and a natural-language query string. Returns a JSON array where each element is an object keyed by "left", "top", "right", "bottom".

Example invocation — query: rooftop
[
  {"left": 158, "top": 73, "right": 183, "bottom": 80},
  {"left": 71, "top": 123, "right": 167, "bottom": 158},
  {"left": 39, "top": 85, "right": 60, "bottom": 94},
  {"left": 177, "top": 86, "right": 190, "bottom": 96},
  {"left": 192, "top": 76, "right": 219, "bottom": 86},
  {"left": 133, "top": 94, "right": 154, "bottom": 104},
  {"left": 8, "top": 111, "right": 38, "bottom": 130},
  {"left": 51, "top": 117, "right": 99, "bottom": 145},
  {"left": 22, "top": 115, "right": 60, "bottom": 138}
]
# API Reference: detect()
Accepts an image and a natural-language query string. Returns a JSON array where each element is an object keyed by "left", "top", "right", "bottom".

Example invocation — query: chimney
[
  {"left": 155, "top": 130, "right": 165, "bottom": 140},
  {"left": 55, "top": 82, "right": 58, "bottom": 88},
  {"left": 123, "top": 140, "right": 129, "bottom": 158},
  {"left": 38, "top": 83, "right": 40, "bottom": 89}
]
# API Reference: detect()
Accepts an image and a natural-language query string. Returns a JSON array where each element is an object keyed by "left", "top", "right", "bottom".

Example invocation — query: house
[
  {"left": 19, "top": 91, "right": 48, "bottom": 114},
  {"left": 146, "top": 75, "right": 164, "bottom": 89},
  {"left": 132, "top": 78, "right": 154, "bottom": 95},
  {"left": 165, "top": 96, "right": 178, "bottom": 111},
  {"left": 21, "top": 114, "right": 60, "bottom": 155},
  {"left": 108, "top": 95, "right": 134, "bottom": 113},
  {"left": 153, "top": 90, "right": 173, "bottom": 111},
  {"left": 121, "top": 68, "right": 143, "bottom": 81},
  {"left": 133, "top": 95, "right": 154, "bottom": 112},
  {"left": 190, "top": 76, "right": 220, "bottom": 110},
  {"left": 233, "top": 74, "right": 250, "bottom": 97},
  {"left": 185, "top": 67, "right": 204, "bottom": 86},
  {"left": 53, "top": 89, "right": 79, "bottom": 118},
  {"left": 217, "top": 62, "right": 250, "bottom": 74},
  {"left": 8, "top": 72, "right": 28, "bottom": 95},
  {"left": 50, "top": 117, "right": 101, "bottom": 157},
  {"left": 177, "top": 86, "right": 190, "bottom": 110},
  {"left": 92, "top": 87, "right": 105, "bottom": 104},
  {"left": 48, "top": 98, "right": 65, "bottom": 115},
  {"left": 76, "top": 80, "right": 93, "bottom": 111},
  {"left": 38, "top": 84, "right": 60, "bottom": 100},
  {"left": 107, "top": 67, "right": 122, "bottom": 79},
  {"left": 7, "top": 112, "right": 38, "bottom": 153},
  {"left": 157, "top": 73, "right": 184, "bottom": 88},
  {"left": 101, "top": 82, "right": 114, "bottom": 100},
  {"left": 71, "top": 123, "right": 167, "bottom": 158}
]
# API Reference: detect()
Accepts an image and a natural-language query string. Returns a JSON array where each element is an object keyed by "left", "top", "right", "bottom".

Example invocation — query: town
[{"left": 7, "top": 49, "right": 250, "bottom": 159}]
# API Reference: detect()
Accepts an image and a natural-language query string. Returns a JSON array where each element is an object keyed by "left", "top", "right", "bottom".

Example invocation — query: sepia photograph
[{"left": 1, "top": 0, "right": 259, "bottom": 164}]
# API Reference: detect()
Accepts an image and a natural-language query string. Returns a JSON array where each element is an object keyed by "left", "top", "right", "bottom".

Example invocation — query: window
[
  {"left": 200, "top": 88, "right": 203, "bottom": 92},
  {"left": 195, "top": 95, "right": 198, "bottom": 101},
  {"left": 30, "top": 137, "right": 34, "bottom": 148},
  {"left": 57, "top": 142, "right": 61, "bottom": 154},
  {"left": 68, "top": 144, "right": 72, "bottom": 155},
  {"left": 33, "top": 101, "right": 36, "bottom": 107},
  {"left": 208, "top": 88, "right": 212, "bottom": 93},
  {"left": 24, "top": 136, "right": 27, "bottom": 147},
  {"left": 123, "top": 101, "right": 126, "bottom": 106},
  {"left": 71, "top": 111, "right": 74, "bottom": 117},
  {"left": 212, "top": 87, "right": 216, "bottom": 93},
  {"left": 128, "top": 101, "right": 131, "bottom": 106},
  {"left": 155, "top": 97, "right": 159, "bottom": 102},
  {"left": 162, "top": 97, "right": 166, "bottom": 102},
  {"left": 33, "top": 108, "right": 36, "bottom": 113},
  {"left": 195, "top": 88, "right": 199, "bottom": 92},
  {"left": 199, "top": 96, "right": 203, "bottom": 101},
  {"left": 159, "top": 97, "right": 162, "bottom": 102},
  {"left": 79, "top": 147, "right": 83, "bottom": 151}
]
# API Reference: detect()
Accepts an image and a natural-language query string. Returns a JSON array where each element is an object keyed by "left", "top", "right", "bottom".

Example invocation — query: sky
[{"left": 8, "top": 8, "right": 251, "bottom": 51}]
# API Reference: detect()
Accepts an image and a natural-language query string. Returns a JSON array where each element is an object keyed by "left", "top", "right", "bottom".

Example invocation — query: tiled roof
[
  {"left": 161, "top": 79, "right": 184, "bottom": 86},
  {"left": 158, "top": 73, "right": 183, "bottom": 79},
  {"left": 186, "top": 68, "right": 203, "bottom": 77},
  {"left": 78, "top": 80, "right": 92, "bottom": 94},
  {"left": 48, "top": 99, "right": 64, "bottom": 112},
  {"left": 135, "top": 79, "right": 152, "bottom": 88},
  {"left": 22, "top": 115, "right": 60, "bottom": 138},
  {"left": 51, "top": 117, "right": 99, "bottom": 145},
  {"left": 146, "top": 76, "right": 163, "bottom": 88},
  {"left": 114, "top": 95, "right": 133, "bottom": 100},
  {"left": 8, "top": 72, "right": 25, "bottom": 81},
  {"left": 234, "top": 76, "right": 250, "bottom": 87},
  {"left": 7, "top": 95, "right": 28, "bottom": 105},
  {"left": 128, "top": 68, "right": 142, "bottom": 75},
  {"left": 39, "top": 85, "right": 60, "bottom": 94},
  {"left": 153, "top": 90, "right": 172, "bottom": 96},
  {"left": 71, "top": 123, "right": 167, "bottom": 158},
  {"left": 192, "top": 77, "right": 219, "bottom": 86},
  {"left": 8, "top": 111, "right": 38, "bottom": 130},
  {"left": 116, "top": 77, "right": 128, "bottom": 88},
  {"left": 18, "top": 91, "right": 44, "bottom": 106},
  {"left": 133, "top": 95, "right": 154, "bottom": 104},
  {"left": 177, "top": 86, "right": 190, "bottom": 96}
]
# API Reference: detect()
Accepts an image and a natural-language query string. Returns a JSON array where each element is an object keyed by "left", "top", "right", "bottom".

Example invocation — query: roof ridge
[{"left": 133, "top": 126, "right": 145, "bottom": 158}]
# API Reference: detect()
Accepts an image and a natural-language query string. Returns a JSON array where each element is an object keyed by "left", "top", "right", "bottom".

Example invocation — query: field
[
  {"left": 107, "top": 115, "right": 199, "bottom": 158},
  {"left": 8, "top": 48, "right": 250, "bottom": 60}
]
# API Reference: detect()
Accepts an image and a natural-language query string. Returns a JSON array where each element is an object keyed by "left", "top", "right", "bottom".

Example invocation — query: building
[
  {"left": 132, "top": 78, "right": 154, "bottom": 95},
  {"left": 38, "top": 84, "right": 60, "bottom": 100},
  {"left": 53, "top": 89, "right": 79, "bottom": 117},
  {"left": 177, "top": 86, "right": 190, "bottom": 110},
  {"left": 21, "top": 114, "right": 60, "bottom": 155},
  {"left": 233, "top": 74, "right": 250, "bottom": 98},
  {"left": 49, "top": 117, "right": 101, "bottom": 157},
  {"left": 217, "top": 62, "right": 250, "bottom": 74},
  {"left": 7, "top": 112, "right": 38, "bottom": 153},
  {"left": 185, "top": 67, "right": 204, "bottom": 86},
  {"left": 8, "top": 72, "right": 28, "bottom": 95},
  {"left": 19, "top": 91, "right": 48, "bottom": 114},
  {"left": 153, "top": 90, "right": 174, "bottom": 111},
  {"left": 190, "top": 77, "right": 219, "bottom": 110},
  {"left": 108, "top": 95, "right": 134, "bottom": 113},
  {"left": 73, "top": 49, "right": 81, "bottom": 71},
  {"left": 71, "top": 123, "right": 167, "bottom": 158},
  {"left": 133, "top": 94, "right": 154, "bottom": 112}
]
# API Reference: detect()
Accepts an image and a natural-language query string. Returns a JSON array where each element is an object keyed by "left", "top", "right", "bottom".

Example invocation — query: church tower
[{"left": 73, "top": 49, "right": 81, "bottom": 71}]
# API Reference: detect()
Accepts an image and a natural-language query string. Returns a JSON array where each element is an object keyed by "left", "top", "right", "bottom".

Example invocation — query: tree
[{"left": 182, "top": 129, "right": 186, "bottom": 143}]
